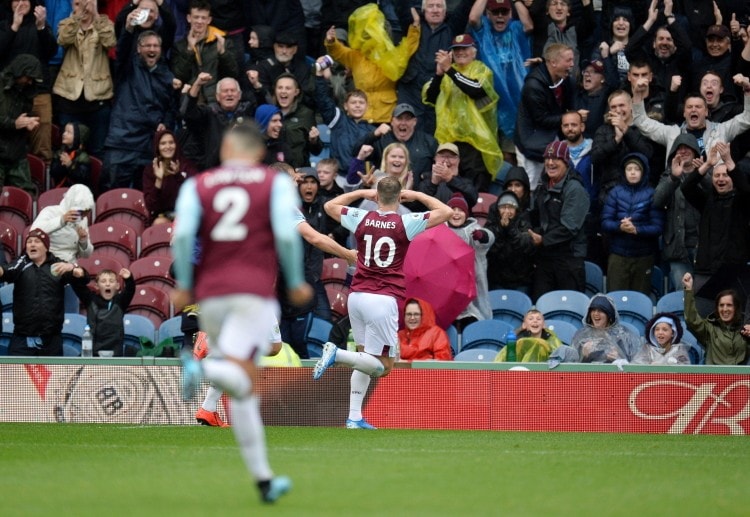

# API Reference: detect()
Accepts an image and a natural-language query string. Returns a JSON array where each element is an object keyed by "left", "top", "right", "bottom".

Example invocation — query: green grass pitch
[{"left": 1, "top": 424, "right": 748, "bottom": 516}]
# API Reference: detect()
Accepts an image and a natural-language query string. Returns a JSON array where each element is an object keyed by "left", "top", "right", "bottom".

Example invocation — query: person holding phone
[{"left": 30, "top": 184, "right": 95, "bottom": 263}]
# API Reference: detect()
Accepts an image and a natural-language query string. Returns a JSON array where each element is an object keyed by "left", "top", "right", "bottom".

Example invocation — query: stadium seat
[
  {"left": 651, "top": 265, "right": 666, "bottom": 302},
  {"left": 89, "top": 156, "right": 103, "bottom": 197},
  {"left": 655, "top": 291, "right": 685, "bottom": 320},
  {"left": 62, "top": 313, "right": 88, "bottom": 356},
  {"left": 305, "top": 316, "right": 333, "bottom": 358},
  {"left": 321, "top": 257, "right": 349, "bottom": 285},
  {"left": 488, "top": 289, "right": 532, "bottom": 326},
  {"left": 77, "top": 255, "right": 126, "bottom": 283},
  {"left": 325, "top": 283, "right": 350, "bottom": 322},
  {"left": 63, "top": 284, "right": 80, "bottom": 314},
  {"left": 460, "top": 319, "right": 513, "bottom": 352},
  {"left": 123, "top": 314, "right": 157, "bottom": 356},
  {"left": 0, "top": 186, "right": 34, "bottom": 235},
  {"left": 0, "top": 221, "right": 19, "bottom": 262},
  {"left": 88, "top": 221, "right": 138, "bottom": 266},
  {"left": 158, "top": 316, "right": 184, "bottom": 350},
  {"left": 309, "top": 124, "right": 331, "bottom": 167},
  {"left": 128, "top": 286, "right": 172, "bottom": 328},
  {"left": 27, "top": 153, "right": 48, "bottom": 194},
  {"left": 584, "top": 261, "right": 605, "bottom": 297},
  {"left": 681, "top": 329, "right": 705, "bottom": 365},
  {"left": 1, "top": 284, "right": 13, "bottom": 312},
  {"left": 454, "top": 349, "right": 496, "bottom": 361},
  {"left": 95, "top": 188, "right": 149, "bottom": 233},
  {"left": 620, "top": 320, "right": 643, "bottom": 340},
  {"left": 608, "top": 290, "right": 654, "bottom": 335},
  {"left": 36, "top": 187, "right": 69, "bottom": 215},
  {"left": 129, "top": 256, "right": 175, "bottom": 289},
  {"left": 0, "top": 313, "right": 13, "bottom": 356},
  {"left": 472, "top": 192, "right": 497, "bottom": 226},
  {"left": 545, "top": 319, "right": 579, "bottom": 347},
  {"left": 446, "top": 324, "right": 460, "bottom": 357},
  {"left": 535, "top": 290, "right": 590, "bottom": 327},
  {"left": 139, "top": 223, "right": 172, "bottom": 258}
]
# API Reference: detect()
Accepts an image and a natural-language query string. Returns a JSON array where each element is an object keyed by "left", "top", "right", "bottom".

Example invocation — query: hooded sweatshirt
[
  {"left": 571, "top": 293, "right": 641, "bottom": 362},
  {"left": 30, "top": 184, "right": 95, "bottom": 262},
  {"left": 50, "top": 122, "right": 91, "bottom": 188},
  {"left": 397, "top": 298, "right": 453, "bottom": 360}
]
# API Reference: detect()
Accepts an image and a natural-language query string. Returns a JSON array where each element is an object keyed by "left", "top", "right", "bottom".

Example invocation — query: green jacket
[{"left": 684, "top": 289, "right": 749, "bottom": 365}]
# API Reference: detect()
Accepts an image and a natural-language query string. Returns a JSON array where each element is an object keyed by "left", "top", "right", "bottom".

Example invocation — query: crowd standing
[{"left": 2, "top": 0, "right": 750, "bottom": 365}]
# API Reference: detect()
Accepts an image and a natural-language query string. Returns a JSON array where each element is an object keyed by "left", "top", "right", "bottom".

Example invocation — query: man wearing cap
[
  {"left": 394, "top": 0, "right": 481, "bottom": 134},
  {"left": 362, "top": 103, "right": 438, "bottom": 178},
  {"left": 528, "top": 140, "right": 589, "bottom": 301},
  {"left": 0, "top": 228, "right": 89, "bottom": 356},
  {"left": 469, "top": 0, "right": 533, "bottom": 162},
  {"left": 424, "top": 33, "right": 503, "bottom": 193},
  {"left": 692, "top": 24, "right": 738, "bottom": 96},
  {"left": 0, "top": 53, "right": 43, "bottom": 194},
  {"left": 574, "top": 58, "right": 619, "bottom": 138},
  {"left": 514, "top": 43, "right": 577, "bottom": 193},
  {"left": 417, "top": 142, "right": 479, "bottom": 209},
  {"left": 250, "top": 30, "right": 312, "bottom": 105}
]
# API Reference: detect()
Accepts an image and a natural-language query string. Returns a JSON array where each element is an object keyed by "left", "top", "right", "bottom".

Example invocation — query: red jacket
[{"left": 398, "top": 298, "right": 453, "bottom": 361}]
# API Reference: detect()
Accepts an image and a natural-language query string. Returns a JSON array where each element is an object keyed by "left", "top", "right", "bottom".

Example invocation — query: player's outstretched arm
[
  {"left": 297, "top": 220, "right": 357, "bottom": 264},
  {"left": 324, "top": 189, "right": 376, "bottom": 221},
  {"left": 400, "top": 190, "right": 453, "bottom": 228}
]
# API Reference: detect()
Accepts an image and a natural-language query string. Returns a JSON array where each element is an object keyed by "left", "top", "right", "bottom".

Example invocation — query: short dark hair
[
  {"left": 189, "top": 0, "right": 211, "bottom": 13},
  {"left": 377, "top": 176, "right": 401, "bottom": 205}
]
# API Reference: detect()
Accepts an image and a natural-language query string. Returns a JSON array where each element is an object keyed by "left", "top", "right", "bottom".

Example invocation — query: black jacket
[
  {"left": 73, "top": 275, "right": 135, "bottom": 356},
  {"left": 2, "top": 253, "right": 90, "bottom": 337}
]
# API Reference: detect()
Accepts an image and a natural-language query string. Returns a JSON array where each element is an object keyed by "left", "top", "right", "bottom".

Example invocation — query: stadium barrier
[{"left": 0, "top": 358, "right": 748, "bottom": 435}]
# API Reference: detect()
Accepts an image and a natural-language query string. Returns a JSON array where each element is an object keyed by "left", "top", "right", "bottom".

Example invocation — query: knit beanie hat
[
  {"left": 497, "top": 191, "right": 520, "bottom": 209},
  {"left": 543, "top": 140, "right": 569, "bottom": 162},
  {"left": 26, "top": 228, "right": 50, "bottom": 251},
  {"left": 254, "top": 104, "right": 281, "bottom": 132},
  {"left": 447, "top": 192, "right": 469, "bottom": 216}
]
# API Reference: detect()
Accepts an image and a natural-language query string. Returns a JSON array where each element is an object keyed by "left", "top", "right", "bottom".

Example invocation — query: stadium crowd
[{"left": 2, "top": 0, "right": 750, "bottom": 366}]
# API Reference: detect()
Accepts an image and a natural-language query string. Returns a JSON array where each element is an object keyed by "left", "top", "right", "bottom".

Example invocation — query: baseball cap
[
  {"left": 487, "top": 0, "right": 512, "bottom": 10},
  {"left": 706, "top": 24, "right": 730, "bottom": 39},
  {"left": 298, "top": 167, "right": 319, "bottom": 182},
  {"left": 543, "top": 140, "right": 569, "bottom": 162},
  {"left": 450, "top": 34, "right": 476, "bottom": 48},
  {"left": 274, "top": 31, "right": 298, "bottom": 46},
  {"left": 392, "top": 103, "right": 416, "bottom": 118},
  {"left": 436, "top": 143, "right": 460, "bottom": 156},
  {"left": 581, "top": 59, "right": 605, "bottom": 75}
]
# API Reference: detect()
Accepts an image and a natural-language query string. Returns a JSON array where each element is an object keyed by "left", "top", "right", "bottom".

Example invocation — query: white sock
[
  {"left": 334, "top": 349, "right": 384, "bottom": 376},
  {"left": 348, "top": 370, "right": 371, "bottom": 421},
  {"left": 201, "top": 385, "right": 223, "bottom": 412},
  {"left": 231, "top": 395, "right": 273, "bottom": 481},
  {"left": 202, "top": 359, "right": 251, "bottom": 398}
]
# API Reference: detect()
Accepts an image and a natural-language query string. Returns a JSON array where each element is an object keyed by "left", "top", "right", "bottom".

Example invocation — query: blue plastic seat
[
  {"left": 544, "top": 319, "right": 579, "bottom": 347},
  {"left": 681, "top": 329, "right": 705, "bottom": 365},
  {"left": 655, "top": 291, "right": 685, "bottom": 320},
  {"left": 461, "top": 320, "right": 513, "bottom": 352},
  {"left": 584, "top": 261, "right": 604, "bottom": 297},
  {"left": 535, "top": 290, "right": 590, "bottom": 326},
  {"left": 158, "top": 316, "right": 184, "bottom": 349},
  {"left": 608, "top": 290, "right": 654, "bottom": 335},
  {"left": 488, "top": 289, "right": 532, "bottom": 326},
  {"left": 446, "top": 324, "right": 460, "bottom": 357},
  {"left": 305, "top": 316, "right": 333, "bottom": 358},
  {"left": 0, "top": 312, "right": 13, "bottom": 355},
  {"left": 651, "top": 265, "right": 666, "bottom": 302},
  {"left": 1, "top": 283, "right": 13, "bottom": 313},
  {"left": 123, "top": 314, "right": 157, "bottom": 356},
  {"left": 62, "top": 313, "right": 88, "bottom": 356},
  {"left": 454, "top": 349, "right": 497, "bottom": 362}
]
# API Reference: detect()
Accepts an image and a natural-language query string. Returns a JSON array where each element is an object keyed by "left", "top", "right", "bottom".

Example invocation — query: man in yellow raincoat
[{"left": 423, "top": 33, "right": 503, "bottom": 193}]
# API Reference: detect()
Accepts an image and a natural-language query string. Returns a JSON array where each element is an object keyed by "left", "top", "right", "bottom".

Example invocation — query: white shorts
[
  {"left": 198, "top": 294, "right": 279, "bottom": 363},
  {"left": 347, "top": 291, "right": 398, "bottom": 357}
]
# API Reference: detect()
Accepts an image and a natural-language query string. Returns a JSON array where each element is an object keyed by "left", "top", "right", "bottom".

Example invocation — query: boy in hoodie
[
  {"left": 170, "top": 0, "right": 238, "bottom": 104},
  {"left": 73, "top": 268, "right": 136, "bottom": 357},
  {"left": 49, "top": 122, "right": 91, "bottom": 189},
  {"left": 601, "top": 152, "right": 664, "bottom": 295},
  {"left": 652, "top": 133, "right": 703, "bottom": 291}
]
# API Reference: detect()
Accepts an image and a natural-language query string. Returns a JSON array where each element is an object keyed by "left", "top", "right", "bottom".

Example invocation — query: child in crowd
[
  {"left": 73, "top": 268, "right": 136, "bottom": 357},
  {"left": 446, "top": 193, "right": 494, "bottom": 331},
  {"left": 49, "top": 122, "right": 91, "bottom": 189},
  {"left": 632, "top": 312, "right": 691, "bottom": 365},
  {"left": 570, "top": 293, "right": 641, "bottom": 363},
  {"left": 495, "top": 309, "right": 562, "bottom": 362},
  {"left": 601, "top": 152, "right": 663, "bottom": 295}
]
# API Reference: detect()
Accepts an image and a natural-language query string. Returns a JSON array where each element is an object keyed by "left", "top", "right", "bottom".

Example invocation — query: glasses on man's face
[
  {"left": 405, "top": 312, "right": 422, "bottom": 318},
  {"left": 489, "top": 8, "right": 511, "bottom": 16}
]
